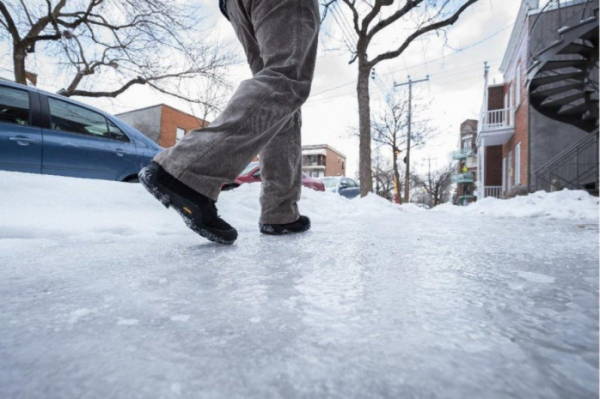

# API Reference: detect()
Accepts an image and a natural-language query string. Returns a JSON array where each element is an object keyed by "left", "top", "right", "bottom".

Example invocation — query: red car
[{"left": 223, "top": 162, "right": 325, "bottom": 191}]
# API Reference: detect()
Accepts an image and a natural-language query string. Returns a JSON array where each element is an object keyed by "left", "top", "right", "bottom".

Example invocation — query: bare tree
[
  {"left": 372, "top": 150, "right": 396, "bottom": 200},
  {"left": 372, "top": 88, "right": 435, "bottom": 203},
  {"left": 0, "top": 0, "right": 234, "bottom": 105},
  {"left": 413, "top": 159, "right": 453, "bottom": 207},
  {"left": 195, "top": 77, "right": 233, "bottom": 124},
  {"left": 321, "top": 0, "right": 480, "bottom": 197}
]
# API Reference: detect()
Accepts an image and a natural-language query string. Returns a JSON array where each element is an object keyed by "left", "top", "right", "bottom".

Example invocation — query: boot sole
[
  {"left": 259, "top": 220, "right": 311, "bottom": 236},
  {"left": 139, "top": 167, "right": 236, "bottom": 245}
]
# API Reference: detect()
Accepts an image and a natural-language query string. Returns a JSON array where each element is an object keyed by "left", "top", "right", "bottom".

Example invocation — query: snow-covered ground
[{"left": 1, "top": 171, "right": 598, "bottom": 399}]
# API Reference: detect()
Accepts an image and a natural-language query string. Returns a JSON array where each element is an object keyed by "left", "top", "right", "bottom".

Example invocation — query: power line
[
  {"left": 308, "top": 58, "right": 494, "bottom": 101},
  {"left": 306, "top": 60, "right": 497, "bottom": 106},
  {"left": 332, "top": 2, "right": 358, "bottom": 46},
  {"left": 309, "top": 22, "right": 514, "bottom": 98}
]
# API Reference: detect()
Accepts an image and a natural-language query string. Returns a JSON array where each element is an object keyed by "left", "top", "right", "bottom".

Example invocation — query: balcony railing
[
  {"left": 451, "top": 172, "right": 474, "bottom": 184},
  {"left": 480, "top": 108, "right": 515, "bottom": 131},
  {"left": 484, "top": 186, "right": 502, "bottom": 199},
  {"left": 452, "top": 148, "right": 474, "bottom": 160}
]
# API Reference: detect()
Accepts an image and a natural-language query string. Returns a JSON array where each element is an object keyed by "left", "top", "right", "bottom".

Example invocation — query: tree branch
[
  {"left": 370, "top": 0, "right": 479, "bottom": 66},
  {"left": 366, "top": 0, "right": 423, "bottom": 42},
  {"left": 0, "top": 1, "right": 20, "bottom": 41}
]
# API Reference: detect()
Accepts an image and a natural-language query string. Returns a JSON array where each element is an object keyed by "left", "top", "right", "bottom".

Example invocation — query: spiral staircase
[{"left": 528, "top": 1, "right": 599, "bottom": 193}]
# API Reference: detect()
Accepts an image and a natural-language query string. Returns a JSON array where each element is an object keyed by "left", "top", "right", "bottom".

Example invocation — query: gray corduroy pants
[{"left": 154, "top": 0, "right": 320, "bottom": 225}]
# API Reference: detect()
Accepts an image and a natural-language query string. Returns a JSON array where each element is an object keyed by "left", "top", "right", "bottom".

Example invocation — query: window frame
[
  {"left": 502, "top": 157, "right": 507, "bottom": 194},
  {"left": 176, "top": 127, "right": 185, "bottom": 142},
  {"left": 0, "top": 85, "right": 35, "bottom": 127},
  {"left": 515, "top": 142, "right": 521, "bottom": 186},
  {"left": 507, "top": 150, "right": 513, "bottom": 191},
  {"left": 515, "top": 63, "right": 521, "bottom": 108}
]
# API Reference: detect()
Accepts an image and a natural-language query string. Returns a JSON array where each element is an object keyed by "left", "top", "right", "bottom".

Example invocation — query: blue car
[{"left": 0, "top": 80, "right": 162, "bottom": 182}]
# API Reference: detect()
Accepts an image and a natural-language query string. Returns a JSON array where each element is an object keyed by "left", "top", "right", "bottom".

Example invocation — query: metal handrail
[
  {"left": 453, "top": 148, "right": 474, "bottom": 157},
  {"left": 534, "top": 130, "right": 598, "bottom": 172},
  {"left": 534, "top": 130, "right": 599, "bottom": 191},
  {"left": 451, "top": 172, "right": 474, "bottom": 183},
  {"left": 528, "top": 0, "right": 594, "bottom": 68}
]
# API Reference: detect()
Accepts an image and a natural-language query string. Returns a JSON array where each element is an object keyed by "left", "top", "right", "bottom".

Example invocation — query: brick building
[
  {"left": 452, "top": 120, "right": 478, "bottom": 206},
  {"left": 476, "top": 0, "right": 594, "bottom": 199},
  {"left": 116, "top": 104, "right": 208, "bottom": 148},
  {"left": 302, "top": 144, "right": 346, "bottom": 178}
]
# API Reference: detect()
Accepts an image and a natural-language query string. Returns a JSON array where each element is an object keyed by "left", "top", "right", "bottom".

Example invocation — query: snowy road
[{"left": 1, "top": 172, "right": 598, "bottom": 399}]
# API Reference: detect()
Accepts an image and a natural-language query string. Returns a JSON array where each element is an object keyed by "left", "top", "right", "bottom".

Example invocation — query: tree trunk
[
  {"left": 13, "top": 46, "right": 27, "bottom": 85},
  {"left": 357, "top": 62, "right": 372, "bottom": 197},
  {"left": 392, "top": 151, "right": 402, "bottom": 204}
]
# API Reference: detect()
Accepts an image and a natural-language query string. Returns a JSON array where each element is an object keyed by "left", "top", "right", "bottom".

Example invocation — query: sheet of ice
[{"left": 0, "top": 171, "right": 598, "bottom": 399}]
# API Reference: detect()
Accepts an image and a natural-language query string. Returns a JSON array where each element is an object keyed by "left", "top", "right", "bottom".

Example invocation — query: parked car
[
  {"left": 416, "top": 203, "right": 430, "bottom": 210},
  {"left": 322, "top": 176, "right": 361, "bottom": 199},
  {"left": 224, "top": 162, "right": 325, "bottom": 191},
  {"left": 0, "top": 80, "right": 162, "bottom": 182}
]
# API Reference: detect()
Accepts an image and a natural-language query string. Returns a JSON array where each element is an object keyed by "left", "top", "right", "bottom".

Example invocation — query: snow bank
[
  {"left": 432, "top": 190, "right": 599, "bottom": 221},
  {"left": 1, "top": 171, "right": 596, "bottom": 245},
  {"left": 0, "top": 172, "right": 404, "bottom": 242}
]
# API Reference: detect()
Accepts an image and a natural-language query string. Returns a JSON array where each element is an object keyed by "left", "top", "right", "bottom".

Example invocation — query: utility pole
[{"left": 394, "top": 75, "right": 429, "bottom": 204}]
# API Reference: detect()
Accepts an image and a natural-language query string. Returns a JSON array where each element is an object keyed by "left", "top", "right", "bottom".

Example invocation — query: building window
[
  {"left": 176, "top": 127, "right": 185, "bottom": 142},
  {"left": 515, "top": 63, "right": 521, "bottom": 107},
  {"left": 515, "top": 142, "right": 521, "bottom": 185},
  {"left": 512, "top": 83, "right": 516, "bottom": 109},
  {"left": 463, "top": 139, "right": 472, "bottom": 150}
]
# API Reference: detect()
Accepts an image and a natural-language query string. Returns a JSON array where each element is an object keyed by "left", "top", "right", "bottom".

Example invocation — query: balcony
[
  {"left": 483, "top": 186, "right": 502, "bottom": 199},
  {"left": 477, "top": 108, "right": 515, "bottom": 147},
  {"left": 452, "top": 148, "right": 474, "bottom": 160},
  {"left": 451, "top": 172, "right": 474, "bottom": 184}
]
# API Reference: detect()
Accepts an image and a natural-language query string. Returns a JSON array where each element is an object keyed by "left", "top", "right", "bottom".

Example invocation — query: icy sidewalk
[{"left": 0, "top": 172, "right": 598, "bottom": 399}]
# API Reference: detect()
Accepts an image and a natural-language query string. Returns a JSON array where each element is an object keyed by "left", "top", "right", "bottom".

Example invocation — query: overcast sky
[{"left": 1, "top": 0, "right": 524, "bottom": 176}]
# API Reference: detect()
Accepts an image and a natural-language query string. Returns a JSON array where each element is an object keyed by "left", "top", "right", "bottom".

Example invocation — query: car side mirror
[{"left": 339, "top": 182, "right": 348, "bottom": 190}]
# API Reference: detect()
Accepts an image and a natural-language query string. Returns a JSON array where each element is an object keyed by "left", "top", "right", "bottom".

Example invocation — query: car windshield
[
  {"left": 322, "top": 177, "right": 340, "bottom": 188},
  {"left": 241, "top": 162, "right": 259, "bottom": 175}
]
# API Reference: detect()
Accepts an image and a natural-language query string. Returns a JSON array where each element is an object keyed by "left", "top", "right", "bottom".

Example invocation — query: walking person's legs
[{"left": 139, "top": 0, "right": 320, "bottom": 244}]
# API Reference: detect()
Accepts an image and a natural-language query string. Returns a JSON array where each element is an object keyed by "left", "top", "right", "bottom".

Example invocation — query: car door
[
  {"left": 340, "top": 178, "right": 360, "bottom": 199},
  {"left": 41, "top": 95, "right": 135, "bottom": 180},
  {"left": 0, "top": 85, "right": 43, "bottom": 174}
]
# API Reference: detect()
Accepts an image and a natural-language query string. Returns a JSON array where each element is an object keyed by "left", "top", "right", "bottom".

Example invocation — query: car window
[
  {"left": 347, "top": 179, "right": 358, "bottom": 188},
  {"left": 106, "top": 120, "right": 129, "bottom": 142},
  {"left": 48, "top": 97, "right": 129, "bottom": 142},
  {"left": 241, "top": 162, "right": 259, "bottom": 175},
  {"left": 322, "top": 178, "right": 339, "bottom": 188},
  {"left": 0, "top": 86, "right": 30, "bottom": 126}
]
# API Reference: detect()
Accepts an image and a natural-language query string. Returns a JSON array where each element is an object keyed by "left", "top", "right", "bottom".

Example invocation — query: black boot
[
  {"left": 259, "top": 216, "right": 311, "bottom": 235},
  {"left": 139, "top": 162, "right": 238, "bottom": 245}
]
